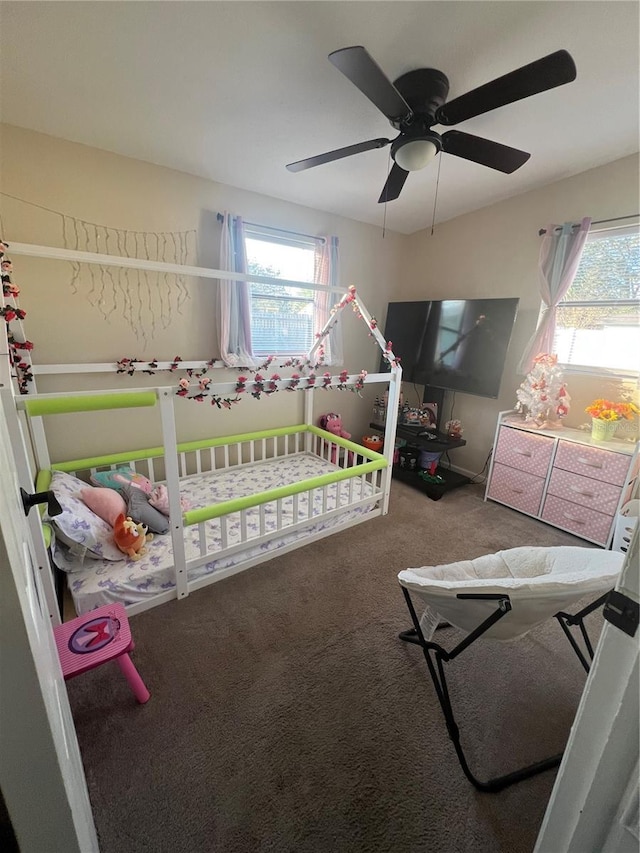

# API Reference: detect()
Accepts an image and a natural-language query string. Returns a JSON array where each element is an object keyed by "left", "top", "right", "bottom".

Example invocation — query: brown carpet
[{"left": 67, "top": 480, "right": 599, "bottom": 853}]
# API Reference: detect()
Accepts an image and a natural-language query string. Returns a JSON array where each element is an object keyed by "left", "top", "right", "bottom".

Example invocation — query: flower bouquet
[{"left": 585, "top": 398, "right": 639, "bottom": 441}]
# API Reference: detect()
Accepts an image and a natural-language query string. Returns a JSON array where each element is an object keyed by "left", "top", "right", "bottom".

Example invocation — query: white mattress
[{"left": 54, "top": 452, "right": 377, "bottom": 613}]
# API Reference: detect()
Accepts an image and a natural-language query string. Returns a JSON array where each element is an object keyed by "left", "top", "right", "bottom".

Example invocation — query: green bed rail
[
  {"left": 25, "top": 391, "right": 157, "bottom": 417},
  {"left": 50, "top": 424, "right": 384, "bottom": 473},
  {"left": 183, "top": 455, "right": 387, "bottom": 526},
  {"left": 51, "top": 425, "right": 308, "bottom": 472},
  {"left": 45, "top": 423, "right": 387, "bottom": 528}
]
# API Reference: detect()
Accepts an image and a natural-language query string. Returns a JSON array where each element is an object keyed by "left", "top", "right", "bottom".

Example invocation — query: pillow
[
  {"left": 90, "top": 466, "right": 152, "bottom": 495},
  {"left": 47, "top": 470, "right": 124, "bottom": 562},
  {"left": 123, "top": 484, "right": 169, "bottom": 535},
  {"left": 80, "top": 486, "right": 127, "bottom": 527}
]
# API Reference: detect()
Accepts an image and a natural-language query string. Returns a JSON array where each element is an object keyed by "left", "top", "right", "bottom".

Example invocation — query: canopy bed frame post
[
  {"left": 305, "top": 289, "right": 401, "bottom": 515},
  {"left": 346, "top": 293, "right": 401, "bottom": 516},
  {"left": 304, "top": 388, "right": 314, "bottom": 453},
  {"left": 26, "top": 413, "right": 50, "bottom": 470},
  {"left": 0, "top": 321, "right": 13, "bottom": 392},
  {"left": 399, "top": 585, "right": 612, "bottom": 792},
  {"left": 0, "top": 294, "right": 50, "bottom": 468},
  {"left": 381, "top": 366, "right": 401, "bottom": 514},
  {"left": 158, "top": 388, "right": 188, "bottom": 601},
  {"left": 1, "top": 388, "right": 61, "bottom": 625}
]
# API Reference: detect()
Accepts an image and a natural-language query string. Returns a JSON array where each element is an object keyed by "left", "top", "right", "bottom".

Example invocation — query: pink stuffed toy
[
  {"left": 319, "top": 413, "right": 352, "bottom": 464},
  {"left": 149, "top": 484, "right": 191, "bottom": 517}
]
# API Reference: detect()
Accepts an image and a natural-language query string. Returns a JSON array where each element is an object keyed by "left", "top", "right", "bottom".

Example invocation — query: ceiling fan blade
[
  {"left": 329, "top": 46, "right": 412, "bottom": 123},
  {"left": 286, "top": 138, "right": 390, "bottom": 173},
  {"left": 436, "top": 50, "right": 577, "bottom": 126},
  {"left": 378, "top": 163, "right": 410, "bottom": 203},
  {"left": 442, "top": 130, "right": 530, "bottom": 173}
]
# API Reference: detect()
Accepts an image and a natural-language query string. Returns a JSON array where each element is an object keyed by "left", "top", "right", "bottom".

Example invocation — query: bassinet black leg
[
  {"left": 399, "top": 587, "right": 564, "bottom": 793},
  {"left": 554, "top": 591, "right": 609, "bottom": 673}
]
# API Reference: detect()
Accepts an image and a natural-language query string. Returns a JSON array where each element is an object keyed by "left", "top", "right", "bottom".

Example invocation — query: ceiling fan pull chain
[
  {"left": 382, "top": 148, "right": 392, "bottom": 238},
  {"left": 431, "top": 153, "right": 443, "bottom": 236}
]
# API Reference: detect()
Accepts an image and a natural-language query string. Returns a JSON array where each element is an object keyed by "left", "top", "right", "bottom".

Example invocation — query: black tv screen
[
  {"left": 378, "top": 301, "right": 432, "bottom": 382},
  {"left": 381, "top": 298, "right": 519, "bottom": 399}
]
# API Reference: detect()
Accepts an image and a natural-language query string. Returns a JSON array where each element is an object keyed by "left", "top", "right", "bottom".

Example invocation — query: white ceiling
[{"left": 1, "top": 1, "right": 639, "bottom": 234}]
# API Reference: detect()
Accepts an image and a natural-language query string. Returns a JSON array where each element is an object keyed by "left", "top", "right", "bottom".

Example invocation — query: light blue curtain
[
  {"left": 518, "top": 217, "right": 591, "bottom": 374},
  {"left": 215, "top": 212, "right": 258, "bottom": 368},
  {"left": 313, "top": 235, "right": 344, "bottom": 365}
]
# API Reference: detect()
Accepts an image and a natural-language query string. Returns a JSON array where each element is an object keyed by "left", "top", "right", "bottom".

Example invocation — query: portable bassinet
[{"left": 398, "top": 545, "right": 625, "bottom": 792}]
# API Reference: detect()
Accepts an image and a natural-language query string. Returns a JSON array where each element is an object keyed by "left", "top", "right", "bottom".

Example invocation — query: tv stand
[{"left": 370, "top": 422, "right": 471, "bottom": 501}]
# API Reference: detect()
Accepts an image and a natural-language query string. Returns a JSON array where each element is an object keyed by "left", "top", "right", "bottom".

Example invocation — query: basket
[{"left": 362, "top": 434, "right": 383, "bottom": 452}]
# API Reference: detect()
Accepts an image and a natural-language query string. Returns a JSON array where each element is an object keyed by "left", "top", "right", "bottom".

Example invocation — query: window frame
[
  {"left": 552, "top": 222, "right": 639, "bottom": 379},
  {"left": 243, "top": 223, "right": 324, "bottom": 358}
]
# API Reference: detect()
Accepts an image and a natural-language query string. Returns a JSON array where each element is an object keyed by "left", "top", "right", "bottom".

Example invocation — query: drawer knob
[
  {"left": 563, "top": 512, "right": 585, "bottom": 524},
  {"left": 510, "top": 488, "right": 524, "bottom": 494},
  {"left": 577, "top": 456, "right": 603, "bottom": 469},
  {"left": 514, "top": 449, "right": 532, "bottom": 457}
]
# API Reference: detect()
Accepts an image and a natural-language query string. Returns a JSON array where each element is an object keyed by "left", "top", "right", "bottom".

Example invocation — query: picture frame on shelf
[{"left": 422, "top": 385, "right": 445, "bottom": 432}]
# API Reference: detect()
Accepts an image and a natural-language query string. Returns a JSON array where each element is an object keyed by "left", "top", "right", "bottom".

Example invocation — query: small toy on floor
[{"left": 113, "top": 514, "right": 153, "bottom": 560}]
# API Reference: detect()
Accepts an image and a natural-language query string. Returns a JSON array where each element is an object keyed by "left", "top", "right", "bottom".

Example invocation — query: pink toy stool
[{"left": 54, "top": 602, "right": 150, "bottom": 704}]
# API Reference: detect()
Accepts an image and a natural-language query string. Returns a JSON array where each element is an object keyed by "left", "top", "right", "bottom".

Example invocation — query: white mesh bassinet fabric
[{"left": 398, "top": 546, "right": 624, "bottom": 640}]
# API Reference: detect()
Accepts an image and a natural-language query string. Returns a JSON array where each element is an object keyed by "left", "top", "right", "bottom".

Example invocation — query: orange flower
[{"left": 586, "top": 399, "right": 640, "bottom": 421}]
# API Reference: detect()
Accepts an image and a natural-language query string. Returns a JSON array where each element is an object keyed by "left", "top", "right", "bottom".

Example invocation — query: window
[
  {"left": 553, "top": 225, "right": 640, "bottom": 374},
  {"left": 244, "top": 225, "right": 320, "bottom": 357}
]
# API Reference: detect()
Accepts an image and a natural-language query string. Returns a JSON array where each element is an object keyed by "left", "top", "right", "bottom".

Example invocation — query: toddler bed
[
  {"left": 39, "top": 419, "right": 387, "bottom": 616},
  {"left": 3, "top": 243, "right": 403, "bottom": 624}
]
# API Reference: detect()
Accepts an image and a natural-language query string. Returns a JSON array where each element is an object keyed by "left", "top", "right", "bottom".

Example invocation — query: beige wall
[
  {"left": 0, "top": 124, "right": 406, "bottom": 461},
  {"left": 399, "top": 154, "right": 640, "bottom": 475},
  {"left": 1, "top": 124, "right": 638, "bottom": 472}
]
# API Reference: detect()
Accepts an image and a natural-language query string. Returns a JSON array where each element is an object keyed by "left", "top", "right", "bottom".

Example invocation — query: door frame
[
  {"left": 534, "top": 525, "right": 639, "bottom": 852},
  {"left": 0, "top": 389, "right": 98, "bottom": 852}
]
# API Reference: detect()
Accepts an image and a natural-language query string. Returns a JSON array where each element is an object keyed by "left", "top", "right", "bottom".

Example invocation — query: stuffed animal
[
  {"left": 318, "top": 413, "right": 352, "bottom": 464},
  {"left": 113, "top": 513, "right": 153, "bottom": 561}
]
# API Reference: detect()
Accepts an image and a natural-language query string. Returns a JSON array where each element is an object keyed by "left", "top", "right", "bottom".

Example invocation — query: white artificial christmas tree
[{"left": 515, "top": 353, "right": 571, "bottom": 429}]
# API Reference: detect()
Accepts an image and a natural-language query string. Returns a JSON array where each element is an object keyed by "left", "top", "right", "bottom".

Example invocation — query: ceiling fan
[{"left": 286, "top": 46, "right": 576, "bottom": 203}]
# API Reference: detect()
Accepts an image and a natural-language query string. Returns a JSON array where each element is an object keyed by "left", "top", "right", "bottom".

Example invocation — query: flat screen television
[{"left": 380, "top": 297, "right": 519, "bottom": 399}]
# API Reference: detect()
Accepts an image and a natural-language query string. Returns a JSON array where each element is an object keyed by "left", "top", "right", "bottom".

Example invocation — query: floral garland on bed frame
[
  {"left": 1, "top": 238, "right": 400, "bottom": 404},
  {"left": 0, "top": 239, "right": 35, "bottom": 395},
  {"left": 114, "top": 285, "right": 401, "bottom": 406}
]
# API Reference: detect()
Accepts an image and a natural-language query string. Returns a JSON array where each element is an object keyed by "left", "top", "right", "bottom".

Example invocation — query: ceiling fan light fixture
[{"left": 393, "top": 139, "right": 439, "bottom": 171}]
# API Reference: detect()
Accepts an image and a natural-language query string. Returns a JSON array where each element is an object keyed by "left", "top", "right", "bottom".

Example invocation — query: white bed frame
[{"left": 2, "top": 241, "right": 402, "bottom": 624}]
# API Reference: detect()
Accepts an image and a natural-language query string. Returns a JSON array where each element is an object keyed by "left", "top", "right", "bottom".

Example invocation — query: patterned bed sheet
[{"left": 53, "top": 452, "right": 377, "bottom": 613}]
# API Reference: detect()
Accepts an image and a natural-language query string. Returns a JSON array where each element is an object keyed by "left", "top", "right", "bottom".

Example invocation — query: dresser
[{"left": 485, "top": 412, "right": 639, "bottom": 547}]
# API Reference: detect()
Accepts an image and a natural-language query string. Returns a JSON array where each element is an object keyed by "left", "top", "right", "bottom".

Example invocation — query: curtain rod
[
  {"left": 216, "top": 212, "right": 325, "bottom": 243},
  {"left": 538, "top": 214, "right": 639, "bottom": 236}
]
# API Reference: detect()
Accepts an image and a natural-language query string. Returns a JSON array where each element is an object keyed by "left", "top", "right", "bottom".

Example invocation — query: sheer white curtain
[
  {"left": 518, "top": 217, "right": 591, "bottom": 374},
  {"left": 313, "top": 235, "right": 344, "bottom": 365},
  {"left": 215, "top": 212, "right": 259, "bottom": 368}
]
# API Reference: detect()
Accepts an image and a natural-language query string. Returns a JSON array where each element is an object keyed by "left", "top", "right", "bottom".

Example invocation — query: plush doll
[
  {"left": 318, "top": 413, "right": 352, "bottom": 464},
  {"left": 113, "top": 513, "right": 153, "bottom": 561}
]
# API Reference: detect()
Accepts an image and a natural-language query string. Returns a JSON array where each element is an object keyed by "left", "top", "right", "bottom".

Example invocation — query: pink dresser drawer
[
  {"left": 554, "top": 440, "right": 631, "bottom": 487},
  {"left": 541, "top": 494, "right": 614, "bottom": 545},
  {"left": 494, "top": 427, "right": 555, "bottom": 477},
  {"left": 546, "top": 467, "right": 622, "bottom": 516},
  {"left": 487, "top": 463, "right": 546, "bottom": 516}
]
